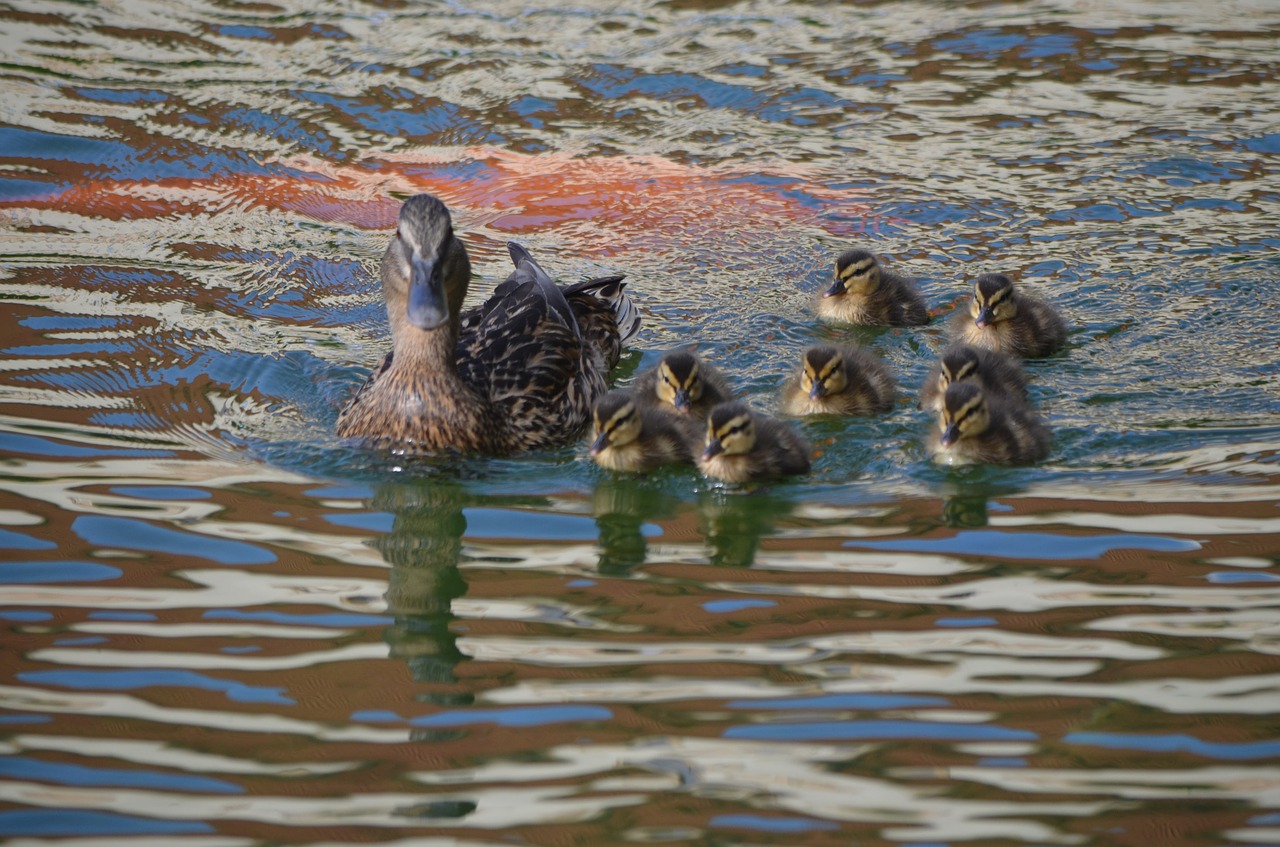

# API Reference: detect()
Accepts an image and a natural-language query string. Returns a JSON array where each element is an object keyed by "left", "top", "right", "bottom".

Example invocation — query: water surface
[{"left": 1, "top": 1, "right": 1279, "bottom": 845}]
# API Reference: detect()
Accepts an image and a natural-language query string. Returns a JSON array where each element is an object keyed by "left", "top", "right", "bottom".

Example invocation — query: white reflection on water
[
  {"left": 0, "top": 569, "right": 387, "bottom": 612},
  {"left": 0, "top": 685, "right": 405, "bottom": 743},
  {"left": 936, "top": 764, "right": 1280, "bottom": 806},
  {"left": 715, "top": 576, "right": 1280, "bottom": 612},
  {"left": 5, "top": 734, "right": 358, "bottom": 776},
  {"left": 0, "top": 781, "right": 647, "bottom": 831},
  {"left": 410, "top": 737, "right": 1106, "bottom": 844},
  {"left": 1089, "top": 610, "right": 1280, "bottom": 653}
]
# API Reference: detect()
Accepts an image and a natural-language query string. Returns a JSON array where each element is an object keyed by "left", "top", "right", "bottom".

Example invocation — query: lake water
[{"left": 1, "top": 1, "right": 1279, "bottom": 845}]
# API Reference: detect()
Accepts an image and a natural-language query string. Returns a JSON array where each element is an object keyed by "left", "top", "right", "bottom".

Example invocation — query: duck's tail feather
[{"left": 564, "top": 274, "right": 641, "bottom": 344}]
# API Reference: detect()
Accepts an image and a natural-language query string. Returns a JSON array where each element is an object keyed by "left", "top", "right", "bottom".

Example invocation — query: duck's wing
[
  {"left": 563, "top": 273, "right": 641, "bottom": 343},
  {"left": 507, "top": 242, "right": 580, "bottom": 340},
  {"left": 456, "top": 270, "right": 590, "bottom": 450}
]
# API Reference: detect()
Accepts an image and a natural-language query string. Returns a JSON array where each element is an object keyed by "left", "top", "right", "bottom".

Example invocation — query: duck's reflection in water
[
  {"left": 697, "top": 488, "right": 797, "bottom": 569},
  {"left": 590, "top": 477, "right": 685, "bottom": 576},
  {"left": 370, "top": 481, "right": 470, "bottom": 710},
  {"left": 591, "top": 476, "right": 800, "bottom": 572}
]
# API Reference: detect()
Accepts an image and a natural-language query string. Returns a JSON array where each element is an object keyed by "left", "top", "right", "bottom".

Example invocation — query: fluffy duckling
[
  {"left": 949, "top": 273, "right": 1067, "bottom": 358},
  {"left": 781, "top": 344, "right": 896, "bottom": 417},
  {"left": 336, "top": 194, "right": 639, "bottom": 454},
  {"left": 917, "top": 343, "right": 1028, "bottom": 412},
  {"left": 929, "top": 382, "right": 1049, "bottom": 466},
  {"left": 697, "top": 401, "right": 811, "bottom": 484},
  {"left": 588, "top": 390, "right": 699, "bottom": 473},
  {"left": 817, "top": 248, "right": 930, "bottom": 326},
  {"left": 632, "top": 349, "right": 734, "bottom": 420}
]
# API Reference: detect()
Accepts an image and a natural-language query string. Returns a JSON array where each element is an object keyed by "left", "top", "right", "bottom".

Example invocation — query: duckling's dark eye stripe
[
  {"left": 839, "top": 260, "right": 874, "bottom": 280},
  {"left": 955, "top": 396, "right": 983, "bottom": 423}
]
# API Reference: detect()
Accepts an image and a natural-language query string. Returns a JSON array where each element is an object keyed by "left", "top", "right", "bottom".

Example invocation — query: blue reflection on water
[
  {"left": 1066, "top": 732, "right": 1280, "bottom": 761},
  {"left": 0, "top": 756, "right": 242, "bottom": 793},
  {"left": 353, "top": 705, "right": 612, "bottom": 727},
  {"left": 711, "top": 814, "right": 839, "bottom": 833},
  {"left": 0, "top": 528, "right": 56, "bottom": 551},
  {"left": 725, "top": 720, "right": 1035, "bottom": 742},
  {"left": 703, "top": 599, "right": 776, "bottom": 613},
  {"left": 205, "top": 609, "right": 392, "bottom": 627},
  {"left": 0, "top": 562, "right": 121, "bottom": 583},
  {"left": 22, "top": 670, "right": 295, "bottom": 705},
  {"left": 72, "top": 515, "right": 276, "bottom": 565},
  {"left": 1206, "top": 571, "right": 1280, "bottom": 584},
  {"left": 109, "top": 486, "right": 212, "bottom": 501},
  {"left": 324, "top": 511, "right": 394, "bottom": 531},
  {"left": 845, "top": 529, "right": 1197, "bottom": 559},
  {"left": 464, "top": 508, "right": 600, "bottom": 541},
  {"left": 0, "top": 809, "right": 211, "bottom": 836}
]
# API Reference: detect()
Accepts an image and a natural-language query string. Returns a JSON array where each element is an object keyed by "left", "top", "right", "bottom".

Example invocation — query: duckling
[
  {"left": 632, "top": 349, "right": 734, "bottom": 420},
  {"left": 781, "top": 344, "right": 896, "bottom": 417},
  {"left": 929, "top": 382, "right": 1049, "bottom": 466},
  {"left": 697, "top": 401, "right": 811, "bottom": 484},
  {"left": 917, "top": 343, "right": 1028, "bottom": 413},
  {"left": 817, "top": 248, "right": 930, "bottom": 326},
  {"left": 588, "top": 390, "right": 699, "bottom": 472},
  {"left": 949, "top": 273, "right": 1067, "bottom": 358},
  {"left": 336, "top": 194, "right": 639, "bottom": 454}
]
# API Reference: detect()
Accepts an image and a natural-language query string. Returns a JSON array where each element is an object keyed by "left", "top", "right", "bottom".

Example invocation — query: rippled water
[{"left": 2, "top": 0, "right": 1279, "bottom": 844}]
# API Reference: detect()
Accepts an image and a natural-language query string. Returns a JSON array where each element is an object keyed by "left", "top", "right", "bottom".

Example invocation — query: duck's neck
[{"left": 391, "top": 316, "right": 465, "bottom": 388}]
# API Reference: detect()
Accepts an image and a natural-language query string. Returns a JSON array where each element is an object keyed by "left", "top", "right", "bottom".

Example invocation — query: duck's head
[
  {"left": 969, "top": 273, "right": 1017, "bottom": 329},
  {"left": 702, "top": 401, "right": 757, "bottom": 460},
  {"left": 590, "top": 391, "right": 642, "bottom": 455},
  {"left": 655, "top": 350, "right": 705, "bottom": 414},
  {"left": 800, "top": 345, "right": 848, "bottom": 400},
  {"left": 826, "top": 249, "right": 880, "bottom": 299},
  {"left": 938, "top": 345, "right": 982, "bottom": 394},
  {"left": 939, "top": 382, "right": 990, "bottom": 447},
  {"left": 382, "top": 194, "right": 472, "bottom": 334}
]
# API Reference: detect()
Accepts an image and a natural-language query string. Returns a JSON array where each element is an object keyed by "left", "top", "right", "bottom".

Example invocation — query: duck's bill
[{"left": 407, "top": 254, "right": 448, "bottom": 330}]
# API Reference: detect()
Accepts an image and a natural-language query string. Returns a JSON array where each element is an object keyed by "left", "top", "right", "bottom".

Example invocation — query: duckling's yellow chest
[
  {"left": 819, "top": 292, "right": 879, "bottom": 325},
  {"left": 697, "top": 453, "right": 758, "bottom": 484},
  {"left": 594, "top": 441, "right": 650, "bottom": 472},
  {"left": 958, "top": 320, "right": 1015, "bottom": 354}
]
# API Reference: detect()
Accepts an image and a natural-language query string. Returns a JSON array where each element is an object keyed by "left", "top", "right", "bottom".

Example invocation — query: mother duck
[{"left": 337, "top": 194, "right": 640, "bottom": 454}]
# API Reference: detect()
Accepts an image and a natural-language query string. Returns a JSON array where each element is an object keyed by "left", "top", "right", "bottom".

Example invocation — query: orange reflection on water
[{"left": 37, "top": 147, "right": 871, "bottom": 251}]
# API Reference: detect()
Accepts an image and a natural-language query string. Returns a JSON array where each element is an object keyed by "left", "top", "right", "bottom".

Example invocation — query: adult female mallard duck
[
  {"left": 817, "top": 248, "right": 930, "bottom": 326},
  {"left": 917, "top": 343, "right": 1028, "bottom": 412},
  {"left": 632, "top": 349, "right": 734, "bottom": 420},
  {"left": 588, "top": 390, "right": 699, "bottom": 472},
  {"left": 697, "top": 401, "right": 811, "bottom": 483},
  {"left": 336, "top": 194, "right": 640, "bottom": 454},
  {"left": 929, "top": 382, "right": 1049, "bottom": 466},
  {"left": 780, "top": 344, "right": 896, "bottom": 417},
  {"left": 949, "top": 273, "right": 1067, "bottom": 358}
]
